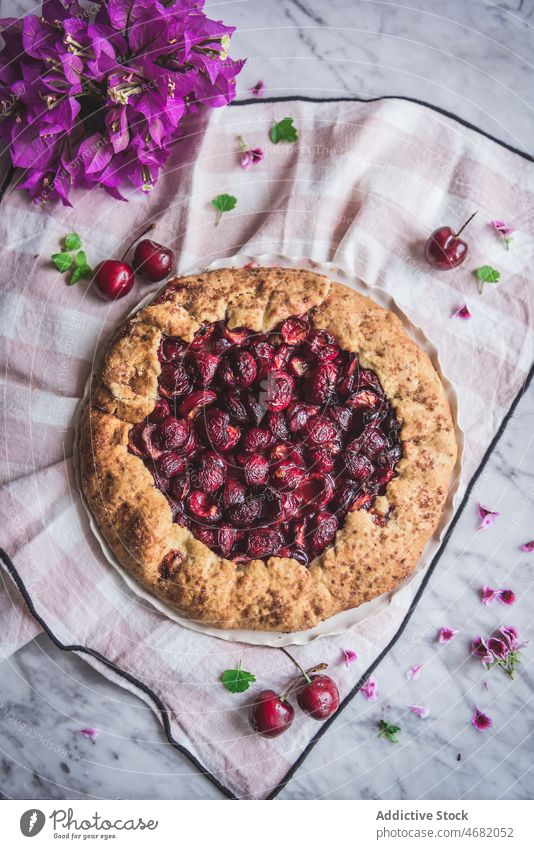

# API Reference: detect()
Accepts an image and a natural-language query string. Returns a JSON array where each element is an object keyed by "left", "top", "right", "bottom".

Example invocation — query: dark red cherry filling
[{"left": 128, "top": 314, "right": 403, "bottom": 564}]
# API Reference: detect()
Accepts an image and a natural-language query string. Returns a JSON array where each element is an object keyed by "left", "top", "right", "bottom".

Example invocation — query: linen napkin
[{"left": 1, "top": 97, "right": 533, "bottom": 798}]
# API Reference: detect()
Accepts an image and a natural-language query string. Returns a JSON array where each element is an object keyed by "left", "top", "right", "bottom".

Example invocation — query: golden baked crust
[{"left": 80, "top": 267, "right": 457, "bottom": 632}]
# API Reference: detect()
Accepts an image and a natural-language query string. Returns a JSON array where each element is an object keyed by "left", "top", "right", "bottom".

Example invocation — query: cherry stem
[
  {"left": 120, "top": 222, "right": 156, "bottom": 261},
  {"left": 279, "top": 647, "right": 311, "bottom": 683},
  {"left": 454, "top": 211, "right": 477, "bottom": 239},
  {"left": 279, "top": 664, "right": 328, "bottom": 701}
]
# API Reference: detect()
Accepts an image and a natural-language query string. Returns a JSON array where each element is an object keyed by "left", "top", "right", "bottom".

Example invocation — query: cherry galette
[{"left": 81, "top": 267, "right": 456, "bottom": 632}]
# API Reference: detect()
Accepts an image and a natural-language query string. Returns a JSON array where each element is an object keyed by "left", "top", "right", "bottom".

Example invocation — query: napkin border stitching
[{"left": 232, "top": 94, "right": 533, "bottom": 163}]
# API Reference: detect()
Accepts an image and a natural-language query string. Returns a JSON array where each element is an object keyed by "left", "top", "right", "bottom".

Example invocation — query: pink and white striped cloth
[{"left": 1, "top": 98, "right": 533, "bottom": 798}]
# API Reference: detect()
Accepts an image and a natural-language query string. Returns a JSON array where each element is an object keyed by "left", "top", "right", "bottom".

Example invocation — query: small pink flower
[
  {"left": 481, "top": 587, "right": 516, "bottom": 606},
  {"left": 342, "top": 648, "right": 358, "bottom": 667},
  {"left": 478, "top": 504, "right": 499, "bottom": 529},
  {"left": 489, "top": 220, "right": 514, "bottom": 249},
  {"left": 472, "top": 706, "right": 493, "bottom": 732},
  {"left": 406, "top": 664, "right": 423, "bottom": 681},
  {"left": 408, "top": 704, "right": 430, "bottom": 719},
  {"left": 79, "top": 728, "right": 98, "bottom": 742},
  {"left": 519, "top": 540, "right": 534, "bottom": 552},
  {"left": 471, "top": 636, "right": 493, "bottom": 664},
  {"left": 438, "top": 627, "right": 459, "bottom": 644},
  {"left": 451, "top": 304, "right": 472, "bottom": 320},
  {"left": 243, "top": 261, "right": 260, "bottom": 269},
  {"left": 240, "top": 147, "right": 264, "bottom": 170},
  {"left": 250, "top": 80, "right": 265, "bottom": 97},
  {"left": 360, "top": 677, "right": 378, "bottom": 701}
]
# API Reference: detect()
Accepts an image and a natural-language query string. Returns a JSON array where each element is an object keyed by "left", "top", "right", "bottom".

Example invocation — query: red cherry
[
  {"left": 94, "top": 260, "right": 134, "bottom": 300},
  {"left": 133, "top": 239, "right": 175, "bottom": 282},
  {"left": 249, "top": 689, "right": 294, "bottom": 738},
  {"left": 424, "top": 211, "right": 477, "bottom": 270},
  {"left": 297, "top": 674, "right": 340, "bottom": 720}
]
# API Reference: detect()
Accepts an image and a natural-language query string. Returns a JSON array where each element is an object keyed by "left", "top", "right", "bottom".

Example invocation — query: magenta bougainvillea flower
[
  {"left": 478, "top": 504, "right": 500, "bottom": 529},
  {"left": 519, "top": 539, "right": 534, "bottom": 552},
  {"left": 360, "top": 676, "right": 378, "bottom": 701},
  {"left": 451, "top": 304, "right": 472, "bottom": 320},
  {"left": 472, "top": 706, "right": 492, "bottom": 733},
  {"left": 438, "top": 627, "right": 459, "bottom": 644},
  {"left": 481, "top": 586, "right": 516, "bottom": 606},
  {"left": 0, "top": 0, "right": 244, "bottom": 205},
  {"left": 341, "top": 648, "right": 358, "bottom": 667}
]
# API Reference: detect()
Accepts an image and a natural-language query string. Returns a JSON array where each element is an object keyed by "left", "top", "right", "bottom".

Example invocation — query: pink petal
[
  {"left": 496, "top": 589, "right": 516, "bottom": 606},
  {"left": 250, "top": 80, "right": 265, "bottom": 97},
  {"left": 79, "top": 728, "right": 98, "bottom": 742},
  {"left": 406, "top": 664, "right": 423, "bottom": 681},
  {"left": 438, "top": 627, "right": 459, "bottom": 644},
  {"left": 519, "top": 540, "right": 534, "bottom": 552},
  {"left": 360, "top": 677, "right": 378, "bottom": 701},
  {"left": 243, "top": 261, "right": 260, "bottom": 269},
  {"left": 342, "top": 648, "right": 358, "bottom": 667},
  {"left": 408, "top": 704, "right": 430, "bottom": 719},
  {"left": 240, "top": 150, "right": 253, "bottom": 170},
  {"left": 472, "top": 707, "right": 493, "bottom": 732},
  {"left": 481, "top": 586, "right": 498, "bottom": 605},
  {"left": 471, "top": 636, "right": 493, "bottom": 664},
  {"left": 498, "top": 626, "right": 527, "bottom": 651},
  {"left": 487, "top": 636, "right": 509, "bottom": 659},
  {"left": 451, "top": 303, "right": 472, "bottom": 320},
  {"left": 478, "top": 504, "right": 499, "bottom": 529},
  {"left": 481, "top": 587, "right": 516, "bottom": 606}
]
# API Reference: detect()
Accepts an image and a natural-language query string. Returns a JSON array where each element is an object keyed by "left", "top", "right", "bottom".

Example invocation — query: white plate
[{"left": 74, "top": 254, "right": 463, "bottom": 646}]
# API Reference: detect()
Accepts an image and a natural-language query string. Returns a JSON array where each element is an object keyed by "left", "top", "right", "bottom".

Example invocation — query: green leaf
[
  {"left": 379, "top": 719, "right": 401, "bottom": 743},
  {"left": 270, "top": 117, "right": 298, "bottom": 144},
  {"left": 69, "top": 265, "right": 93, "bottom": 286},
  {"left": 475, "top": 265, "right": 500, "bottom": 293},
  {"left": 75, "top": 250, "right": 87, "bottom": 267},
  {"left": 220, "top": 665, "right": 256, "bottom": 694},
  {"left": 64, "top": 232, "right": 82, "bottom": 251},
  {"left": 475, "top": 265, "right": 500, "bottom": 283},
  {"left": 211, "top": 193, "right": 237, "bottom": 226},
  {"left": 51, "top": 252, "right": 74, "bottom": 273}
]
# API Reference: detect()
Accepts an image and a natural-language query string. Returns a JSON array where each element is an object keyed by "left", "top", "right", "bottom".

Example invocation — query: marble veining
[{"left": 1, "top": 0, "right": 534, "bottom": 800}]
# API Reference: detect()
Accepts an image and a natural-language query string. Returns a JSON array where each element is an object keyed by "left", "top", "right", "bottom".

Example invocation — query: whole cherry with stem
[
  {"left": 133, "top": 235, "right": 175, "bottom": 282},
  {"left": 424, "top": 211, "right": 477, "bottom": 270},
  {"left": 280, "top": 647, "right": 340, "bottom": 721},
  {"left": 94, "top": 223, "right": 163, "bottom": 300}
]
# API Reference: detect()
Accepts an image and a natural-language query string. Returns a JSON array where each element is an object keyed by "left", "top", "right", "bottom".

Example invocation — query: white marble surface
[{"left": 1, "top": 0, "right": 534, "bottom": 800}]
